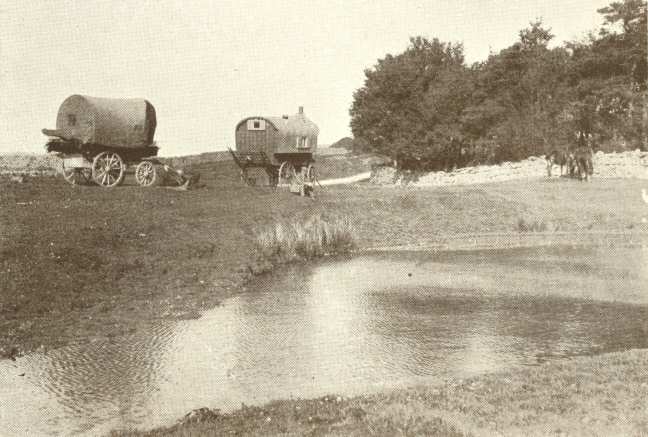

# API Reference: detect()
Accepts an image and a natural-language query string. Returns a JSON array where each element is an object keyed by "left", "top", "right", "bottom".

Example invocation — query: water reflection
[
  {"left": 0, "top": 322, "right": 177, "bottom": 436},
  {"left": 0, "top": 246, "right": 647, "bottom": 436}
]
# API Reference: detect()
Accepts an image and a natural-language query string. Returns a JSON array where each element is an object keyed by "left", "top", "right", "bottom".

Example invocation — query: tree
[
  {"left": 567, "top": 0, "right": 647, "bottom": 149},
  {"left": 598, "top": 0, "right": 647, "bottom": 149},
  {"left": 349, "top": 1, "right": 648, "bottom": 170},
  {"left": 349, "top": 37, "right": 468, "bottom": 169},
  {"left": 462, "top": 20, "right": 573, "bottom": 160}
]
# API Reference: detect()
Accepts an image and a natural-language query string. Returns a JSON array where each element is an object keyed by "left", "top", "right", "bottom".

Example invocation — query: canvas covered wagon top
[
  {"left": 234, "top": 106, "right": 319, "bottom": 166},
  {"left": 42, "top": 94, "right": 157, "bottom": 150}
]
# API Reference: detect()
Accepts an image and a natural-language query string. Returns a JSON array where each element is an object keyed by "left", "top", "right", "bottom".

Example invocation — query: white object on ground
[
  {"left": 319, "top": 172, "right": 371, "bottom": 186},
  {"left": 277, "top": 171, "right": 371, "bottom": 188}
]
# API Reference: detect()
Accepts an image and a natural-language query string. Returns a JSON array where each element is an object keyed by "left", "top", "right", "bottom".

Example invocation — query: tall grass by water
[
  {"left": 252, "top": 215, "right": 356, "bottom": 271},
  {"left": 516, "top": 216, "right": 548, "bottom": 232}
]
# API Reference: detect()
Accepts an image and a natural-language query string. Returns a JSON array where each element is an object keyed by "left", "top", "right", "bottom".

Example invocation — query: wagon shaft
[{"left": 228, "top": 149, "right": 272, "bottom": 168}]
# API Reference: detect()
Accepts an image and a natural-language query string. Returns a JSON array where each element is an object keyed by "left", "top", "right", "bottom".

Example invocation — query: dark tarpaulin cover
[{"left": 42, "top": 94, "right": 157, "bottom": 149}]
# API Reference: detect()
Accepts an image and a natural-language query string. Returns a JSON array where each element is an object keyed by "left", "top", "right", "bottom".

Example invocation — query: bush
[
  {"left": 516, "top": 217, "right": 548, "bottom": 232},
  {"left": 252, "top": 215, "right": 356, "bottom": 268}
]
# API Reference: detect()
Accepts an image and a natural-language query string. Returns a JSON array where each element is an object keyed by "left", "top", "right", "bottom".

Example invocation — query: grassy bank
[
  {"left": 111, "top": 349, "right": 648, "bottom": 437},
  {"left": 1, "top": 165, "right": 648, "bottom": 435}
]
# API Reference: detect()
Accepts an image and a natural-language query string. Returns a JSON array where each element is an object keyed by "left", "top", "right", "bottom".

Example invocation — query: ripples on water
[{"left": 0, "top": 245, "right": 647, "bottom": 436}]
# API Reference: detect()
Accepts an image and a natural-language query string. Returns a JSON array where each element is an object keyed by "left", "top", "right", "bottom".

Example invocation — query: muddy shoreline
[
  {"left": 363, "top": 230, "right": 648, "bottom": 252},
  {"left": 111, "top": 349, "right": 648, "bottom": 437}
]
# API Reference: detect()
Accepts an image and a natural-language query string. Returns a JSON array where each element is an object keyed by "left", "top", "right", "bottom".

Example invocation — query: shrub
[
  {"left": 516, "top": 217, "right": 548, "bottom": 232},
  {"left": 253, "top": 215, "right": 356, "bottom": 267}
]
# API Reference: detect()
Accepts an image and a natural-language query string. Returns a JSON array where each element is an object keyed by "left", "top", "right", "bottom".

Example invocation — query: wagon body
[
  {"left": 234, "top": 107, "right": 318, "bottom": 166},
  {"left": 230, "top": 107, "right": 320, "bottom": 195}
]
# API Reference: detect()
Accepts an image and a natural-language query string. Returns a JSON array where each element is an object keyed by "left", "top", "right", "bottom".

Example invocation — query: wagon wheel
[
  {"left": 62, "top": 166, "right": 92, "bottom": 186},
  {"left": 299, "top": 164, "right": 319, "bottom": 198},
  {"left": 278, "top": 161, "right": 296, "bottom": 185},
  {"left": 91, "top": 152, "right": 125, "bottom": 187},
  {"left": 266, "top": 166, "right": 279, "bottom": 188},
  {"left": 239, "top": 168, "right": 253, "bottom": 186},
  {"left": 135, "top": 161, "right": 159, "bottom": 187},
  {"left": 305, "top": 164, "right": 318, "bottom": 185}
]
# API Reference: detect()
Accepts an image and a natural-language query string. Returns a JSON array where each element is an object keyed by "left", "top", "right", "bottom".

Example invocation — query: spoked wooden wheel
[
  {"left": 135, "top": 161, "right": 158, "bottom": 187},
  {"left": 305, "top": 164, "right": 317, "bottom": 184},
  {"left": 62, "top": 166, "right": 92, "bottom": 186},
  {"left": 278, "top": 161, "right": 296, "bottom": 185},
  {"left": 239, "top": 168, "right": 253, "bottom": 186},
  {"left": 91, "top": 152, "right": 125, "bottom": 187},
  {"left": 301, "top": 164, "right": 318, "bottom": 198},
  {"left": 266, "top": 166, "right": 279, "bottom": 188}
]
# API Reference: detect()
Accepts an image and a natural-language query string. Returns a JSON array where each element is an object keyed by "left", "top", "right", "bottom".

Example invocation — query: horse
[
  {"left": 546, "top": 150, "right": 574, "bottom": 177},
  {"left": 573, "top": 146, "right": 594, "bottom": 181}
]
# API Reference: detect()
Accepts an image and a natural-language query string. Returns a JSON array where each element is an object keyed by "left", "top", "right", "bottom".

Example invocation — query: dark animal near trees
[
  {"left": 574, "top": 147, "right": 594, "bottom": 181},
  {"left": 546, "top": 150, "right": 575, "bottom": 177}
]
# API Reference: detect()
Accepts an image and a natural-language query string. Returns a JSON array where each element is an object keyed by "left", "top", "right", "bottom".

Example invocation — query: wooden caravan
[
  {"left": 230, "top": 107, "right": 320, "bottom": 195},
  {"left": 43, "top": 95, "right": 161, "bottom": 187}
]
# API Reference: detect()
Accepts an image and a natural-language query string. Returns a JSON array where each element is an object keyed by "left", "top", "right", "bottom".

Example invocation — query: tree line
[{"left": 349, "top": 0, "right": 647, "bottom": 171}]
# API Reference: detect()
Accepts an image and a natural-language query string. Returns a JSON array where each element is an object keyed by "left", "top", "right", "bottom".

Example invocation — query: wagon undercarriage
[
  {"left": 228, "top": 148, "right": 319, "bottom": 197},
  {"left": 47, "top": 138, "right": 162, "bottom": 188}
]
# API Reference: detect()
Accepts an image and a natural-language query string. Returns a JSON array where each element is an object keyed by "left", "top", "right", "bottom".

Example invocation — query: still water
[{"left": 1, "top": 246, "right": 647, "bottom": 436}]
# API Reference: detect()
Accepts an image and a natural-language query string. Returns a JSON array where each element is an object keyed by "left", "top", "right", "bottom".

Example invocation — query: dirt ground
[{"left": 2, "top": 160, "right": 648, "bottom": 435}]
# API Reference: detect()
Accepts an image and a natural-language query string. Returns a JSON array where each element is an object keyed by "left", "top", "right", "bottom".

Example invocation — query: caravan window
[
  {"left": 296, "top": 136, "right": 309, "bottom": 149},
  {"left": 247, "top": 119, "right": 266, "bottom": 130}
]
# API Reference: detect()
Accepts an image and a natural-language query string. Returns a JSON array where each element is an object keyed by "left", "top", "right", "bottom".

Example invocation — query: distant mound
[
  {"left": 162, "top": 151, "right": 232, "bottom": 168},
  {"left": 315, "top": 147, "right": 349, "bottom": 156},
  {"left": 330, "top": 137, "right": 354, "bottom": 150}
]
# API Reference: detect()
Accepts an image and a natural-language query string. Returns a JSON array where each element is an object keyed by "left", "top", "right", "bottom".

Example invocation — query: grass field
[{"left": 2, "top": 159, "right": 648, "bottom": 435}]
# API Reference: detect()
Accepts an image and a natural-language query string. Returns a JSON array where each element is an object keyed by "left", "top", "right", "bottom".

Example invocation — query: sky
[{"left": 1, "top": 0, "right": 613, "bottom": 156}]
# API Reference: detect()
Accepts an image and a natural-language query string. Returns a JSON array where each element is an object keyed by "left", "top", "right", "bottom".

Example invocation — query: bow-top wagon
[
  {"left": 43, "top": 95, "right": 161, "bottom": 187},
  {"left": 229, "top": 106, "right": 319, "bottom": 195}
]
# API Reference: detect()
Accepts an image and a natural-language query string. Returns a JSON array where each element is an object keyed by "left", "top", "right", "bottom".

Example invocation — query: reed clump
[
  {"left": 516, "top": 216, "right": 548, "bottom": 232},
  {"left": 251, "top": 215, "right": 356, "bottom": 273}
]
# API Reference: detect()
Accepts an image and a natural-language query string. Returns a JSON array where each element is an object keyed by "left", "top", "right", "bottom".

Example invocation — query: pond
[{"left": 1, "top": 245, "right": 647, "bottom": 436}]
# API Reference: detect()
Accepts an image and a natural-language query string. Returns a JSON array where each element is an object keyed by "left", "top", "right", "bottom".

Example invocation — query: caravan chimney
[{"left": 298, "top": 106, "right": 304, "bottom": 115}]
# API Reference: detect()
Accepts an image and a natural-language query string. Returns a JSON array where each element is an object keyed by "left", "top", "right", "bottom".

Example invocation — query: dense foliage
[{"left": 350, "top": 0, "right": 647, "bottom": 170}]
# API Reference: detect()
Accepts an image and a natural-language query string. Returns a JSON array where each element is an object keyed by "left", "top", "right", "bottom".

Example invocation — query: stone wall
[
  {"left": 0, "top": 154, "right": 61, "bottom": 176},
  {"left": 371, "top": 150, "right": 648, "bottom": 187}
]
